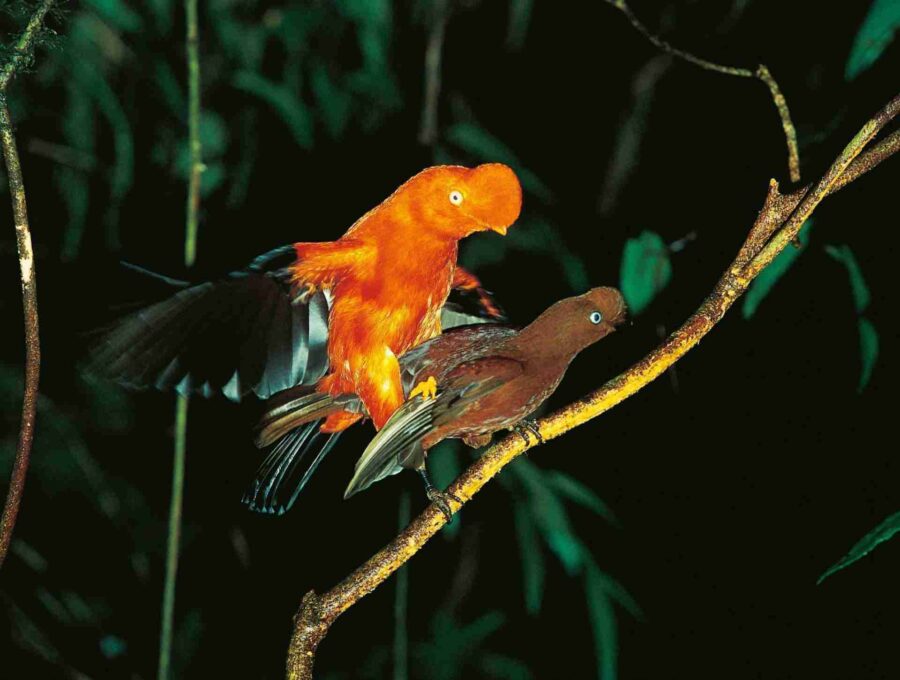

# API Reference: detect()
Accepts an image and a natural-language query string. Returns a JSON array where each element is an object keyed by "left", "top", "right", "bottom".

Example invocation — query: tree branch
[
  {"left": 0, "top": 0, "right": 55, "bottom": 570},
  {"left": 285, "top": 94, "right": 900, "bottom": 679},
  {"left": 604, "top": 0, "right": 801, "bottom": 183}
]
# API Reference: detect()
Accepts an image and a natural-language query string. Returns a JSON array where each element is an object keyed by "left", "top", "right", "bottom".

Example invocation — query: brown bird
[
  {"left": 245, "top": 287, "right": 625, "bottom": 515},
  {"left": 312, "top": 286, "right": 625, "bottom": 516}
]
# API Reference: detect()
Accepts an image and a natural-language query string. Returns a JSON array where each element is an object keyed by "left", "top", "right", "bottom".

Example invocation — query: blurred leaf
[
  {"left": 154, "top": 60, "right": 185, "bottom": 117},
  {"left": 480, "top": 652, "right": 533, "bottom": 680},
  {"left": 599, "top": 56, "right": 669, "bottom": 216},
  {"left": 461, "top": 217, "right": 589, "bottom": 292},
  {"left": 510, "top": 459, "right": 583, "bottom": 574},
  {"left": 312, "top": 63, "right": 353, "bottom": 138},
  {"left": 825, "top": 244, "right": 871, "bottom": 313},
  {"left": 845, "top": 0, "right": 900, "bottom": 80},
  {"left": 857, "top": 318, "right": 879, "bottom": 392},
  {"left": 10, "top": 539, "right": 48, "bottom": 573},
  {"left": 513, "top": 504, "right": 544, "bottom": 614},
  {"left": 415, "top": 611, "right": 506, "bottom": 680},
  {"left": 445, "top": 123, "right": 554, "bottom": 203},
  {"left": 619, "top": 230, "right": 671, "bottom": 315},
  {"left": 585, "top": 560, "right": 618, "bottom": 680},
  {"left": 234, "top": 70, "right": 314, "bottom": 149},
  {"left": 818, "top": 510, "right": 900, "bottom": 584},
  {"left": 200, "top": 111, "right": 229, "bottom": 157},
  {"left": 79, "top": 373, "right": 133, "bottom": 433},
  {"left": 83, "top": 0, "right": 143, "bottom": 33},
  {"left": 506, "top": 0, "right": 534, "bottom": 50},
  {"left": 147, "top": 0, "right": 173, "bottom": 34},
  {"left": 743, "top": 222, "right": 811, "bottom": 319},
  {"left": 99, "top": 634, "right": 127, "bottom": 660},
  {"left": 175, "top": 609, "right": 204, "bottom": 677},
  {"left": 430, "top": 441, "right": 463, "bottom": 538},
  {"left": 545, "top": 471, "right": 619, "bottom": 526}
]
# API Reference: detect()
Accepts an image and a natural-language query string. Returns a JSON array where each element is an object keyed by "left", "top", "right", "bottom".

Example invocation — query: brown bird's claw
[
  {"left": 513, "top": 419, "right": 543, "bottom": 446},
  {"left": 409, "top": 375, "right": 438, "bottom": 401},
  {"left": 418, "top": 468, "right": 460, "bottom": 522}
]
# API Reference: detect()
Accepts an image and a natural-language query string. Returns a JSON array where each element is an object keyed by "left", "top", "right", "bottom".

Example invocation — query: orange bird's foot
[
  {"left": 409, "top": 375, "right": 438, "bottom": 401},
  {"left": 320, "top": 410, "right": 363, "bottom": 433}
]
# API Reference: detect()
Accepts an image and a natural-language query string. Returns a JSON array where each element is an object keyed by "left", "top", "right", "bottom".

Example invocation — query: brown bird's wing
[{"left": 344, "top": 355, "right": 524, "bottom": 498}]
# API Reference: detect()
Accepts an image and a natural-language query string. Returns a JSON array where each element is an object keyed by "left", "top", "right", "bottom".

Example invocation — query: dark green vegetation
[{"left": 1, "top": 1, "right": 899, "bottom": 677}]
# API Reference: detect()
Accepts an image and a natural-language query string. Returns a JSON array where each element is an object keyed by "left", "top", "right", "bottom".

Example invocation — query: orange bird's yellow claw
[{"left": 410, "top": 376, "right": 438, "bottom": 401}]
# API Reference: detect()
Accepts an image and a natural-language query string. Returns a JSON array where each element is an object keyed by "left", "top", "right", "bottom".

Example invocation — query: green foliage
[
  {"left": 619, "top": 230, "right": 672, "bottom": 315},
  {"left": 845, "top": 0, "right": 900, "bottom": 80},
  {"left": 825, "top": 244, "right": 878, "bottom": 391},
  {"left": 414, "top": 610, "right": 532, "bottom": 680},
  {"left": 818, "top": 510, "right": 900, "bottom": 584},
  {"left": 445, "top": 122, "right": 554, "bottom": 203},
  {"left": 857, "top": 318, "right": 879, "bottom": 392},
  {"left": 462, "top": 217, "right": 589, "bottom": 293},
  {"left": 825, "top": 244, "right": 871, "bottom": 313},
  {"left": 743, "top": 221, "right": 811, "bottom": 319},
  {"left": 501, "top": 459, "right": 637, "bottom": 679}
]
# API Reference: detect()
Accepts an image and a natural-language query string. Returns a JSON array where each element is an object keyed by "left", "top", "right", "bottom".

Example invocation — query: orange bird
[
  {"left": 291, "top": 163, "right": 522, "bottom": 432},
  {"left": 91, "top": 164, "right": 521, "bottom": 511}
]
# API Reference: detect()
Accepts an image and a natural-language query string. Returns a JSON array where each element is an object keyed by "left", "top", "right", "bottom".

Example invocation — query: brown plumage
[{"left": 343, "top": 287, "right": 627, "bottom": 507}]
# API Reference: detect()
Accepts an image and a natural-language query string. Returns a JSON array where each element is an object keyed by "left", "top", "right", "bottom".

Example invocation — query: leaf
[
  {"left": 510, "top": 459, "right": 584, "bottom": 574},
  {"left": 430, "top": 441, "right": 463, "bottom": 538},
  {"left": 584, "top": 560, "right": 618, "bottom": 680},
  {"left": 479, "top": 652, "right": 533, "bottom": 680},
  {"left": 845, "top": 0, "right": 900, "bottom": 80},
  {"left": 234, "top": 71, "right": 314, "bottom": 149},
  {"left": 825, "top": 244, "right": 871, "bottom": 313},
  {"left": 83, "top": 0, "right": 143, "bottom": 33},
  {"left": 311, "top": 63, "right": 353, "bottom": 138},
  {"left": 545, "top": 471, "right": 619, "bottom": 526},
  {"left": 619, "top": 231, "right": 672, "bottom": 315},
  {"left": 857, "top": 318, "right": 879, "bottom": 392},
  {"left": 513, "top": 504, "right": 545, "bottom": 614},
  {"left": 743, "top": 221, "right": 811, "bottom": 319},
  {"left": 461, "top": 217, "right": 589, "bottom": 293},
  {"left": 506, "top": 0, "right": 535, "bottom": 50},
  {"left": 445, "top": 123, "right": 554, "bottom": 203},
  {"left": 818, "top": 510, "right": 900, "bottom": 584}
]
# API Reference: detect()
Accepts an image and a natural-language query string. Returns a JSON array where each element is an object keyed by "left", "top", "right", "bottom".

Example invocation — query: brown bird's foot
[
  {"left": 409, "top": 375, "right": 438, "bottom": 401},
  {"left": 512, "top": 419, "right": 543, "bottom": 446},
  {"left": 418, "top": 469, "right": 461, "bottom": 522}
]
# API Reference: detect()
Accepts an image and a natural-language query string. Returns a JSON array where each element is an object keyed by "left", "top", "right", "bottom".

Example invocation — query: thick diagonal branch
[{"left": 285, "top": 94, "right": 900, "bottom": 679}]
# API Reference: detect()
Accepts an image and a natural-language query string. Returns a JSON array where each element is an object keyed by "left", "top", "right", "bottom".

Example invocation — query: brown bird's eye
[
  {"left": 589, "top": 311, "right": 603, "bottom": 324},
  {"left": 449, "top": 190, "right": 464, "bottom": 205}
]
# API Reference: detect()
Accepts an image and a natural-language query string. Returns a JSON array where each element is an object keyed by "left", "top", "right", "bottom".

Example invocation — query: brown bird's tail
[{"left": 243, "top": 387, "right": 362, "bottom": 514}]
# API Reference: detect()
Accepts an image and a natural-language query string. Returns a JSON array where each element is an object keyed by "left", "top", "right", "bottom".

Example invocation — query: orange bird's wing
[{"left": 291, "top": 238, "right": 374, "bottom": 289}]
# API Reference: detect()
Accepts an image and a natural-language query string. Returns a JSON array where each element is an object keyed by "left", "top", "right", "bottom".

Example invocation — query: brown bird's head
[
  {"left": 395, "top": 163, "right": 523, "bottom": 239},
  {"left": 518, "top": 287, "right": 627, "bottom": 359}
]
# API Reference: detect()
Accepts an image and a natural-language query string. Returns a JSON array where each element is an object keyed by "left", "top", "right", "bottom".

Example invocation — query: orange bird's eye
[{"left": 449, "top": 190, "right": 464, "bottom": 206}]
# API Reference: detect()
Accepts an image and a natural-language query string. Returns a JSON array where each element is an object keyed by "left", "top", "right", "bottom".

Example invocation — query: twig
[
  {"left": 418, "top": 0, "right": 449, "bottom": 146},
  {"left": 604, "top": 0, "right": 801, "bottom": 183},
  {"left": 284, "top": 94, "right": 900, "bottom": 680},
  {"left": 0, "top": 0, "right": 55, "bottom": 570},
  {"left": 158, "top": 0, "right": 202, "bottom": 676}
]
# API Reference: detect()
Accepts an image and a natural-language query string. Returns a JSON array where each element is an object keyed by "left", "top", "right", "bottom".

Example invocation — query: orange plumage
[{"left": 290, "top": 163, "right": 522, "bottom": 432}]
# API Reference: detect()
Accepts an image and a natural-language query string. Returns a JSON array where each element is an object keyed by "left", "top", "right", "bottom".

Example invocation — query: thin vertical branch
[
  {"left": 418, "top": 0, "right": 449, "bottom": 146},
  {"left": 159, "top": 0, "right": 201, "bottom": 676},
  {"left": 0, "top": 0, "right": 55, "bottom": 570}
]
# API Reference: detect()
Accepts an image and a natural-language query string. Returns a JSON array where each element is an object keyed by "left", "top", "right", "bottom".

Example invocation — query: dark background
[{"left": 1, "top": 0, "right": 899, "bottom": 677}]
